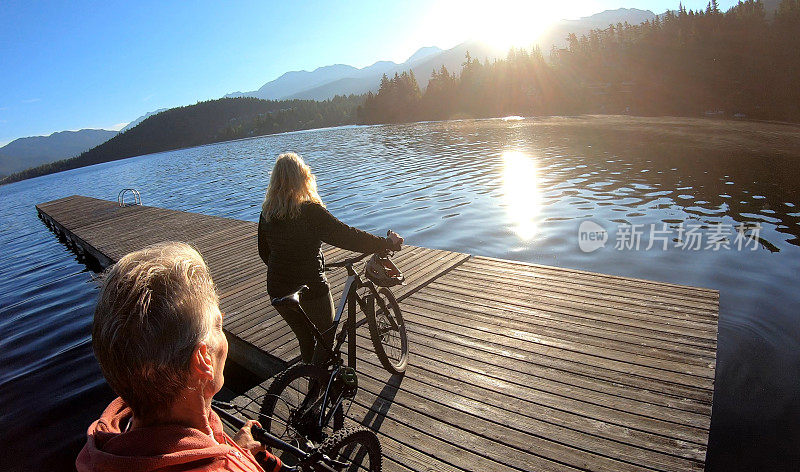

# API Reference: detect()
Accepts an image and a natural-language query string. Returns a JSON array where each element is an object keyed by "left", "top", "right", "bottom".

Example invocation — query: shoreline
[{"left": 3, "top": 113, "right": 799, "bottom": 187}]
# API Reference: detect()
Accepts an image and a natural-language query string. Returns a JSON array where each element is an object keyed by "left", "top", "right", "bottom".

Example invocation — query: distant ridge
[
  {"left": 287, "top": 41, "right": 496, "bottom": 100},
  {"left": 226, "top": 45, "right": 457, "bottom": 101},
  {"left": 0, "top": 129, "right": 117, "bottom": 177},
  {"left": 226, "top": 8, "right": 658, "bottom": 102},
  {"left": 121, "top": 108, "right": 168, "bottom": 132},
  {"left": 538, "top": 8, "right": 656, "bottom": 50},
  {"left": 226, "top": 64, "right": 363, "bottom": 100}
]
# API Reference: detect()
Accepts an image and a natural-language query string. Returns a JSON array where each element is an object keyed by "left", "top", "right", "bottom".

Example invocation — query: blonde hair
[
  {"left": 262, "top": 152, "right": 324, "bottom": 220},
  {"left": 92, "top": 242, "right": 219, "bottom": 418}
]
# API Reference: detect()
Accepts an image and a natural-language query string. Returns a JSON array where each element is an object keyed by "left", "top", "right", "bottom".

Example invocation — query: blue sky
[{"left": 0, "top": 0, "right": 739, "bottom": 146}]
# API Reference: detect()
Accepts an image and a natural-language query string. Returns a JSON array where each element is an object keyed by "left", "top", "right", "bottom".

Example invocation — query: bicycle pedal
[{"left": 333, "top": 367, "right": 358, "bottom": 398}]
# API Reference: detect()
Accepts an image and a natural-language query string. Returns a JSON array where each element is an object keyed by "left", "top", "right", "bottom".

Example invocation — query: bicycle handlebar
[
  {"left": 325, "top": 230, "right": 402, "bottom": 271},
  {"left": 325, "top": 252, "right": 370, "bottom": 269}
]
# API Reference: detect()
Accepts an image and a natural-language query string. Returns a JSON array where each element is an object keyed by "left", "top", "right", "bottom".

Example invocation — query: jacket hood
[{"left": 76, "top": 397, "right": 239, "bottom": 472}]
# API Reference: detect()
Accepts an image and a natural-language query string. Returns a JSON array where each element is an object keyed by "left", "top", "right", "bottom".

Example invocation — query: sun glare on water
[{"left": 501, "top": 150, "right": 543, "bottom": 241}]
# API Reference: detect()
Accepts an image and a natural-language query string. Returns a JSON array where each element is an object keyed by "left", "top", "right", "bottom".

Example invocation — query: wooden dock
[{"left": 37, "top": 195, "right": 719, "bottom": 472}]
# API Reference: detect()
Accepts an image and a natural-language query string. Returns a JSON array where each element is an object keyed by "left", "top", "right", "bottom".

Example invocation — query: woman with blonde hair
[{"left": 258, "top": 152, "right": 402, "bottom": 364}]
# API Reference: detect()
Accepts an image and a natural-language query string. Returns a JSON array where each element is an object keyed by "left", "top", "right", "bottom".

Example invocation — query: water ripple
[{"left": 1, "top": 117, "right": 800, "bottom": 470}]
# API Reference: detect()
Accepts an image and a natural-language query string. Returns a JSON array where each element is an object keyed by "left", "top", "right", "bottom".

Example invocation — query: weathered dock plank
[{"left": 36, "top": 195, "right": 718, "bottom": 472}]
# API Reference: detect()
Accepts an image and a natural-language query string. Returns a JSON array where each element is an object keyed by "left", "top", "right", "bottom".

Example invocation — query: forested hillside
[
  {"left": 359, "top": 0, "right": 800, "bottom": 124},
  {"left": 2, "top": 96, "right": 363, "bottom": 184}
]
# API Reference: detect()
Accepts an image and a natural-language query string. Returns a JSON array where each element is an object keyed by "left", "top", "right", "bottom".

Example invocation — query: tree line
[{"left": 359, "top": 0, "right": 800, "bottom": 124}]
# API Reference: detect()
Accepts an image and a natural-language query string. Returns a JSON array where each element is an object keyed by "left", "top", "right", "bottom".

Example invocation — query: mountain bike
[
  {"left": 260, "top": 250, "right": 408, "bottom": 449},
  {"left": 212, "top": 399, "right": 381, "bottom": 472}
]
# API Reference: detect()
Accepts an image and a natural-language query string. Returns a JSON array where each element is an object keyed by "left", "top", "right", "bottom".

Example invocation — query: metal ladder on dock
[{"left": 117, "top": 188, "right": 141, "bottom": 207}]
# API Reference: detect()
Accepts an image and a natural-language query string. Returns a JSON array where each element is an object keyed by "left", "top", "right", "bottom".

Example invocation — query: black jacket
[{"left": 258, "top": 202, "right": 394, "bottom": 299}]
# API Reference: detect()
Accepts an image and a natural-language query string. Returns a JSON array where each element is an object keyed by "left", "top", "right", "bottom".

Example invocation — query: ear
[{"left": 192, "top": 342, "right": 214, "bottom": 381}]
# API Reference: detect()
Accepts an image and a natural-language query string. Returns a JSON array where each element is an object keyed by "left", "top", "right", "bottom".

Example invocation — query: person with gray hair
[{"left": 77, "top": 242, "right": 282, "bottom": 472}]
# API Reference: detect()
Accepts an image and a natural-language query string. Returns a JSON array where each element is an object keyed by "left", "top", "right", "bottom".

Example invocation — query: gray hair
[{"left": 92, "top": 242, "right": 219, "bottom": 418}]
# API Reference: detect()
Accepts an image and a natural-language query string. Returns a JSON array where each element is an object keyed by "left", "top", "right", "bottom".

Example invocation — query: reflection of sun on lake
[{"left": 501, "top": 150, "right": 542, "bottom": 241}]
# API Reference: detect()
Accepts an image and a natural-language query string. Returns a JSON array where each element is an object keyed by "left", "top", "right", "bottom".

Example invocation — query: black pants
[{"left": 276, "top": 291, "right": 336, "bottom": 364}]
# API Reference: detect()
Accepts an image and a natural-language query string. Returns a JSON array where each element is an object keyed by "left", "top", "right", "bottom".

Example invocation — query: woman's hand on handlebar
[
  {"left": 387, "top": 230, "right": 403, "bottom": 251},
  {"left": 233, "top": 419, "right": 267, "bottom": 456}
]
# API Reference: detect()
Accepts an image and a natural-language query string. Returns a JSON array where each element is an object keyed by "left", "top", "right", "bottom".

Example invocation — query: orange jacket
[{"left": 76, "top": 397, "right": 281, "bottom": 472}]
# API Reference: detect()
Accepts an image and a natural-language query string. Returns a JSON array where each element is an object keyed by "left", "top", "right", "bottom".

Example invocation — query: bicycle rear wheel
[
  {"left": 319, "top": 426, "right": 382, "bottom": 472},
  {"left": 260, "top": 363, "right": 344, "bottom": 453},
  {"left": 366, "top": 287, "right": 408, "bottom": 374}
]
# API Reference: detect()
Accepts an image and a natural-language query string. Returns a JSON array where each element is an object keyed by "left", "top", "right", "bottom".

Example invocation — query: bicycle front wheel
[
  {"left": 319, "top": 426, "right": 382, "bottom": 472},
  {"left": 367, "top": 287, "right": 408, "bottom": 374},
  {"left": 260, "top": 363, "right": 344, "bottom": 452}
]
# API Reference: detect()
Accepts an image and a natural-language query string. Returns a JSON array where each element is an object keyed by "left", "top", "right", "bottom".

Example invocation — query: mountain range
[
  {"left": 537, "top": 8, "right": 656, "bottom": 50},
  {"left": 2, "top": 7, "right": 663, "bottom": 179},
  {"left": 226, "top": 8, "right": 657, "bottom": 102},
  {"left": 0, "top": 129, "right": 118, "bottom": 177},
  {"left": 224, "top": 43, "right": 463, "bottom": 101}
]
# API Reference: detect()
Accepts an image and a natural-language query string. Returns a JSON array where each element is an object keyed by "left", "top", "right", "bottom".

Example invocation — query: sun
[
  {"left": 408, "top": 1, "right": 569, "bottom": 63},
  {"left": 475, "top": 2, "right": 563, "bottom": 53}
]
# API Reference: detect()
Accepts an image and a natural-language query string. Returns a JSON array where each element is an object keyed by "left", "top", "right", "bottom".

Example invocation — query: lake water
[{"left": 1, "top": 116, "right": 798, "bottom": 471}]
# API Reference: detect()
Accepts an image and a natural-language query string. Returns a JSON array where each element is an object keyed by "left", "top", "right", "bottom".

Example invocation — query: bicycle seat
[{"left": 271, "top": 285, "right": 309, "bottom": 308}]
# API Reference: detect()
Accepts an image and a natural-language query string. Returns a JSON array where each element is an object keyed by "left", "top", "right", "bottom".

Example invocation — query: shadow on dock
[{"left": 37, "top": 195, "right": 719, "bottom": 472}]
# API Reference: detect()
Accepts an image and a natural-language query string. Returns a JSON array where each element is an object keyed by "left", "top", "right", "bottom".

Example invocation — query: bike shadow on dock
[{"left": 359, "top": 373, "right": 404, "bottom": 432}]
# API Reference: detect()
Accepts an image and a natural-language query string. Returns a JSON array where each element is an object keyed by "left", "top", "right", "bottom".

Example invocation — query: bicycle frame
[
  {"left": 330, "top": 264, "right": 378, "bottom": 368},
  {"left": 281, "top": 260, "right": 378, "bottom": 366},
  {"left": 273, "top": 254, "right": 381, "bottom": 431}
]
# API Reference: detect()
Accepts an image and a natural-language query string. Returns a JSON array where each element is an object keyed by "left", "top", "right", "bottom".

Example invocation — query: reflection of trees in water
[{"left": 537, "top": 121, "right": 800, "bottom": 248}]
